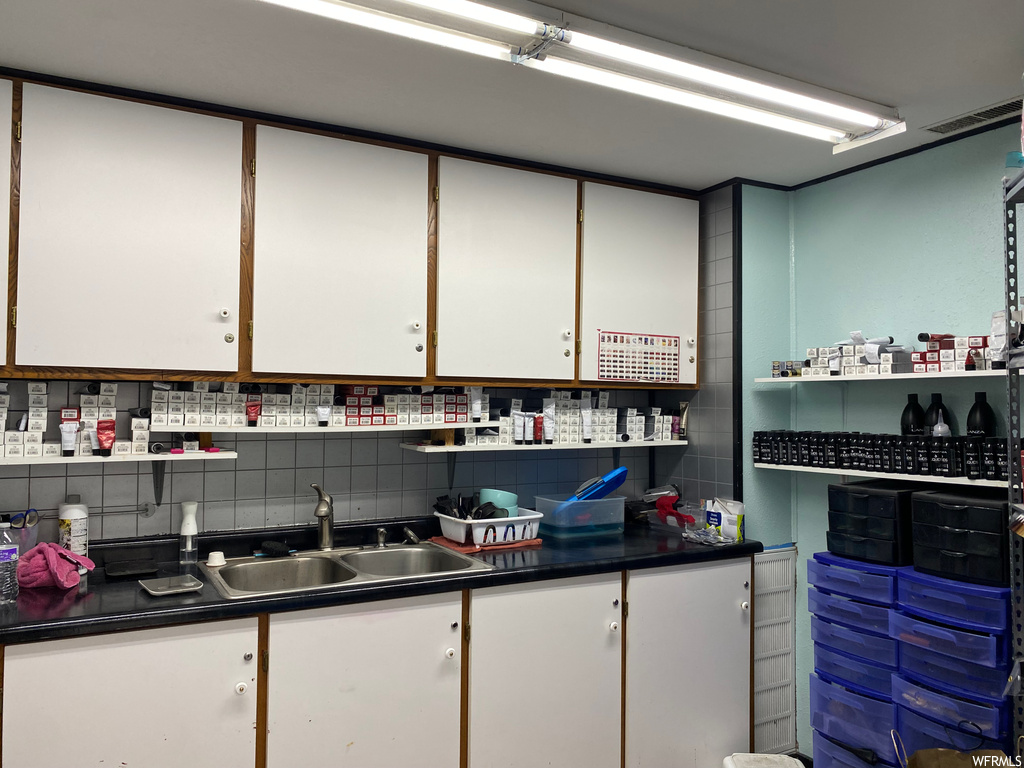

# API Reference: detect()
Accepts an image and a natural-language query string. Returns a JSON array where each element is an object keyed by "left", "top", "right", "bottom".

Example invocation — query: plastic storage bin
[
  {"left": 828, "top": 481, "right": 916, "bottom": 519},
  {"left": 897, "top": 569, "right": 1009, "bottom": 632},
  {"left": 808, "top": 588, "right": 890, "bottom": 635},
  {"left": 828, "top": 510, "right": 897, "bottom": 540},
  {"left": 896, "top": 705, "right": 1011, "bottom": 756},
  {"left": 809, "top": 552, "right": 897, "bottom": 605},
  {"left": 912, "top": 489, "right": 1008, "bottom": 534},
  {"left": 811, "top": 616, "right": 898, "bottom": 668},
  {"left": 534, "top": 495, "right": 624, "bottom": 539},
  {"left": 889, "top": 611, "right": 1009, "bottom": 669},
  {"left": 899, "top": 643, "right": 1008, "bottom": 701},
  {"left": 826, "top": 531, "right": 905, "bottom": 565},
  {"left": 813, "top": 732, "right": 895, "bottom": 768},
  {"left": 434, "top": 510, "right": 543, "bottom": 546},
  {"left": 891, "top": 674, "right": 1009, "bottom": 740},
  {"left": 809, "top": 674, "right": 896, "bottom": 765},
  {"left": 912, "top": 541, "right": 1008, "bottom": 587},
  {"left": 814, "top": 644, "right": 893, "bottom": 697}
]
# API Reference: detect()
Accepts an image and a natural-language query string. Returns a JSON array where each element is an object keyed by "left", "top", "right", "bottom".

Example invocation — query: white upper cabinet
[
  {"left": 16, "top": 85, "right": 242, "bottom": 371},
  {"left": 252, "top": 126, "right": 428, "bottom": 376},
  {"left": 436, "top": 158, "right": 577, "bottom": 380},
  {"left": 580, "top": 182, "right": 699, "bottom": 385},
  {"left": 0, "top": 79, "right": 11, "bottom": 366}
]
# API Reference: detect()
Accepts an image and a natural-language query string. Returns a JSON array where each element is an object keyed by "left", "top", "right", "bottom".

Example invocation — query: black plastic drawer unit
[
  {"left": 826, "top": 481, "right": 914, "bottom": 565},
  {"left": 910, "top": 490, "right": 1009, "bottom": 586}
]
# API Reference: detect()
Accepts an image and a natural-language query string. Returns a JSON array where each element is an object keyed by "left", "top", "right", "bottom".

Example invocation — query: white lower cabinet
[
  {"left": 468, "top": 573, "right": 623, "bottom": 768},
  {"left": 267, "top": 592, "right": 463, "bottom": 768},
  {"left": 625, "top": 559, "right": 753, "bottom": 767},
  {"left": 2, "top": 618, "right": 259, "bottom": 768}
]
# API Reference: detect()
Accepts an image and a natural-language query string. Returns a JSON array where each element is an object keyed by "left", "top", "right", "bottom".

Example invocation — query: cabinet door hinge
[
  {"left": 250, "top": 158, "right": 256, "bottom": 177},
  {"left": 15, "top": 121, "right": 22, "bottom": 143},
  {"left": 463, "top": 623, "right": 471, "bottom": 644},
  {"left": 578, "top": 209, "right": 583, "bottom": 223},
  {"left": 622, "top": 600, "right": 628, "bottom": 619},
  {"left": 261, "top": 648, "right": 269, "bottom": 674},
  {"left": 433, "top": 185, "right": 439, "bottom": 202},
  {"left": 575, "top": 339, "right": 581, "bottom": 355},
  {"left": 10, "top": 306, "right": 16, "bottom": 329},
  {"left": 432, "top": 330, "right": 438, "bottom": 348},
  {"left": 248, "top": 321, "right": 254, "bottom": 340}
]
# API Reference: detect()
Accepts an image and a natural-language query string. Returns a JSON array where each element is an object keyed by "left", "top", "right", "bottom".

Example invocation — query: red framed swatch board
[{"left": 597, "top": 331, "right": 680, "bottom": 383}]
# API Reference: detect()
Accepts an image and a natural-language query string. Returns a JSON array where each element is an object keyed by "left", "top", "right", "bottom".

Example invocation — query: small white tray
[{"left": 435, "top": 509, "right": 543, "bottom": 546}]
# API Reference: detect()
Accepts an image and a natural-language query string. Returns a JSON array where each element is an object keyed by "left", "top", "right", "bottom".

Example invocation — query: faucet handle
[
  {"left": 376, "top": 527, "right": 388, "bottom": 548},
  {"left": 311, "top": 483, "right": 333, "bottom": 505}
]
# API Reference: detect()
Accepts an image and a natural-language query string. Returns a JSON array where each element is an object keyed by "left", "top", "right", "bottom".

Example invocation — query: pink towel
[{"left": 17, "top": 543, "right": 95, "bottom": 590}]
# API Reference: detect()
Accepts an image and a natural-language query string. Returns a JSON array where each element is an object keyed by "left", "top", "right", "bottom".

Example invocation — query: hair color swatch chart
[{"left": 597, "top": 331, "right": 680, "bottom": 382}]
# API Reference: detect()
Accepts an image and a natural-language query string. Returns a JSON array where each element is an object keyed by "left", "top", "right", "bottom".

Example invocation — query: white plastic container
[
  {"left": 723, "top": 755, "right": 802, "bottom": 767},
  {"left": 435, "top": 510, "right": 543, "bottom": 546},
  {"left": 58, "top": 493, "right": 89, "bottom": 556}
]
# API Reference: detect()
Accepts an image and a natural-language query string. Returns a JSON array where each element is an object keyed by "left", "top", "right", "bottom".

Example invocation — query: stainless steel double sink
[{"left": 199, "top": 543, "right": 492, "bottom": 599}]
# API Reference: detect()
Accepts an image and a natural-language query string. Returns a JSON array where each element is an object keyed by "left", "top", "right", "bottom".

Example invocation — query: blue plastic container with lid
[
  {"left": 896, "top": 568, "right": 1009, "bottom": 633},
  {"left": 814, "top": 644, "right": 894, "bottom": 697},
  {"left": 808, "top": 552, "right": 900, "bottom": 606},
  {"left": 811, "top": 615, "right": 898, "bottom": 668}
]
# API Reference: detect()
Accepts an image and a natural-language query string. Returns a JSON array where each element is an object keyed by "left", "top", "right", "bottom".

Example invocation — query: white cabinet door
[
  {"left": 16, "top": 85, "right": 241, "bottom": 371},
  {"left": 268, "top": 592, "right": 462, "bottom": 768},
  {"left": 253, "top": 126, "right": 429, "bottom": 376},
  {"left": 0, "top": 79, "right": 11, "bottom": 367},
  {"left": 437, "top": 158, "right": 577, "bottom": 380},
  {"left": 469, "top": 573, "right": 622, "bottom": 768},
  {"left": 626, "top": 559, "right": 752, "bottom": 767},
  {"left": 3, "top": 618, "right": 259, "bottom": 768},
  {"left": 580, "top": 182, "right": 699, "bottom": 384}
]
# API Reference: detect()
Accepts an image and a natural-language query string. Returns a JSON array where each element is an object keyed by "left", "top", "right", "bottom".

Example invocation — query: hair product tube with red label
[
  {"left": 246, "top": 401, "right": 261, "bottom": 426},
  {"left": 534, "top": 414, "right": 544, "bottom": 444},
  {"left": 96, "top": 419, "right": 116, "bottom": 457}
]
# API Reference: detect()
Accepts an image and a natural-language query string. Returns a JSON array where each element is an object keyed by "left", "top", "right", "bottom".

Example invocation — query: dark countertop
[{"left": 0, "top": 520, "right": 761, "bottom": 645}]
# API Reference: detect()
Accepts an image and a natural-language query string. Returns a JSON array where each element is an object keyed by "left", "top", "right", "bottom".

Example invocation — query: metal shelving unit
[
  {"left": 753, "top": 463, "right": 1004, "bottom": 488},
  {"left": 754, "top": 370, "right": 1004, "bottom": 384},
  {"left": 1002, "top": 168, "right": 1024, "bottom": 746}
]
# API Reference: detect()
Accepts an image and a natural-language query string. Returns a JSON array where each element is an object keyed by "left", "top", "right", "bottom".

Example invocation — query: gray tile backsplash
[{"left": 0, "top": 382, "right": 659, "bottom": 542}]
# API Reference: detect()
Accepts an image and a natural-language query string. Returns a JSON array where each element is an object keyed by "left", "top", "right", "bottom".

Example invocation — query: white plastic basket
[{"left": 434, "top": 509, "right": 543, "bottom": 546}]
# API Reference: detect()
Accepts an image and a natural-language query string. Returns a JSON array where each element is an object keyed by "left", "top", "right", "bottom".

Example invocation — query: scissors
[{"left": 11, "top": 509, "right": 39, "bottom": 529}]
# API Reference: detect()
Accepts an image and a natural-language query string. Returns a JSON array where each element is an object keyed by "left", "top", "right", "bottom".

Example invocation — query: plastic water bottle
[{"left": 0, "top": 520, "right": 19, "bottom": 604}]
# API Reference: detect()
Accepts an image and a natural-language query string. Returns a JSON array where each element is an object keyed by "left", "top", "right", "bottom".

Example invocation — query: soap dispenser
[
  {"left": 179, "top": 501, "right": 198, "bottom": 571},
  {"left": 967, "top": 391, "right": 997, "bottom": 437},
  {"left": 900, "top": 394, "right": 925, "bottom": 435}
]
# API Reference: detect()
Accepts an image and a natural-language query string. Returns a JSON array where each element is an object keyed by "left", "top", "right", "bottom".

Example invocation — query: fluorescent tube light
[
  {"left": 525, "top": 58, "right": 848, "bottom": 142},
  {"left": 566, "top": 31, "right": 888, "bottom": 130},
  {"left": 394, "top": 0, "right": 542, "bottom": 36},
  {"left": 256, "top": 0, "right": 510, "bottom": 59}
]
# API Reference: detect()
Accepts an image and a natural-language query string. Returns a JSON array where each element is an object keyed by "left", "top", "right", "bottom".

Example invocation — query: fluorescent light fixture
[
  {"left": 526, "top": 58, "right": 848, "bottom": 142},
  {"left": 258, "top": 0, "right": 904, "bottom": 148},
  {"left": 394, "top": 0, "right": 541, "bottom": 35},
  {"left": 256, "top": 0, "right": 509, "bottom": 59},
  {"left": 566, "top": 31, "right": 887, "bottom": 130}
]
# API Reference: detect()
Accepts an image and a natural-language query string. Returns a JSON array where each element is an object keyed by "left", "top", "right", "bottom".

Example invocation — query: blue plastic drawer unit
[
  {"left": 809, "top": 588, "right": 891, "bottom": 636},
  {"left": 891, "top": 674, "right": 1010, "bottom": 740},
  {"left": 811, "top": 615, "right": 898, "bottom": 668},
  {"left": 896, "top": 568, "right": 1009, "bottom": 633},
  {"left": 814, "top": 644, "right": 893, "bottom": 697},
  {"left": 808, "top": 552, "right": 898, "bottom": 606},
  {"left": 810, "top": 674, "right": 897, "bottom": 765},
  {"left": 896, "top": 705, "right": 1011, "bottom": 756},
  {"left": 889, "top": 611, "right": 1010, "bottom": 669},
  {"left": 898, "top": 643, "right": 1008, "bottom": 701},
  {"left": 814, "top": 732, "right": 895, "bottom": 768}
]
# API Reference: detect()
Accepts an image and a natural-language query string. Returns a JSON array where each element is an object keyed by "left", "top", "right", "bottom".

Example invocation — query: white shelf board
[
  {"left": 401, "top": 440, "right": 687, "bottom": 453},
  {"left": 753, "top": 462, "right": 1004, "bottom": 488},
  {"left": 0, "top": 451, "right": 238, "bottom": 466},
  {"left": 149, "top": 421, "right": 501, "bottom": 435},
  {"left": 754, "top": 370, "right": 1005, "bottom": 384}
]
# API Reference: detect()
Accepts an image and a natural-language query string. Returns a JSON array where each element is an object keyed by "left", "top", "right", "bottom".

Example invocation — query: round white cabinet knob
[
  {"left": 609, "top": 621, "right": 619, "bottom": 632},
  {"left": 235, "top": 682, "right": 248, "bottom": 695},
  {"left": 445, "top": 648, "right": 456, "bottom": 659},
  {"left": 220, "top": 308, "right": 231, "bottom": 318},
  {"left": 412, "top": 321, "right": 422, "bottom": 330},
  {"left": 740, "top": 601, "right": 750, "bottom": 612}
]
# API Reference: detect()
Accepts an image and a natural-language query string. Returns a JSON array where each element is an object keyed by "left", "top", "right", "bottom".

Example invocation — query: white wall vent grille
[
  {"left": 924, "top": 98, "right": 1022, "bottom": 135},
  {"left": 753, "top": 546, "right": 797, "bottom": 754}
]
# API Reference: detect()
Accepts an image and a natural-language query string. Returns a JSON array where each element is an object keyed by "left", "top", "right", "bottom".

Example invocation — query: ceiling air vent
[{"left": 924, "top": 98, "right": 1022, "bottom": 135}]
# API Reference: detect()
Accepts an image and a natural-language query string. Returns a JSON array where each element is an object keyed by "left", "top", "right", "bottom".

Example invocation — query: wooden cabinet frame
[{"left": 1, "top": 74, "right": 700, "bottom": 389}]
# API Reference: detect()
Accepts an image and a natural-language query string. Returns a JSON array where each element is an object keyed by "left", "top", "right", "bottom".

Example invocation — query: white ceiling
[{"left": 1, "top": 0, "right": 1022, "bottom": 190}]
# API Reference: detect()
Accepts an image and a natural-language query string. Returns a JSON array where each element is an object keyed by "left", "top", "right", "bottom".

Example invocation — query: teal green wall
[{"left": 741, "top": 123, "right": 1019, "bottom": 754}]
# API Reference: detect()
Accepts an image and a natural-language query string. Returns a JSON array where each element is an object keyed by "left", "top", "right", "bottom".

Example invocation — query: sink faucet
[
  {"left": 376, "top": 527, "right": 388, "bottom": 548},
  {"left": 310, "top": 484, "right": 334, "bottom": 551}
]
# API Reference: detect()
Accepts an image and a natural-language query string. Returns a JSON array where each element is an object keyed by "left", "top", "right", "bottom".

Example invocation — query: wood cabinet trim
[
  {"left": 239, "top": 122, "right": 256, "bottom": 377},
  {"left": 427, "top": 153, "right": 439, "bottom": 379},
  {"left": 8, "top": 82, "right": 21, "bottom": 371},
  {"left": 256, "top": 613, "right": 269, "bottom": 768}
]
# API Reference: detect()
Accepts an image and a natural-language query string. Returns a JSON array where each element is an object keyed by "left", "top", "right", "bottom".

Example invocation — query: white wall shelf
[
  {"left": 754, "top": 370, "right": 1004, "bottom": 384},
  {"left": 0, "top": 451, "right": 238, "bottom": 466},
  {"left": 753, "top": 462, "right": 1003, "bottom": 488},
  {"left": 401, "top": 440, "right": 687, "bottom": 453},
  {"left": 150, "top": 422, "right": 501, "bottom": 435}
]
